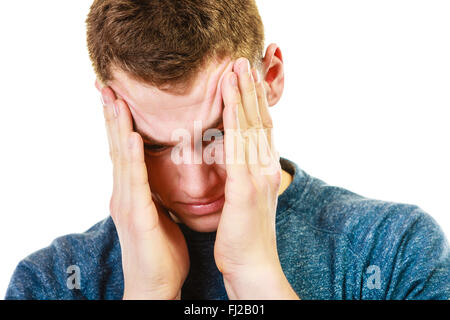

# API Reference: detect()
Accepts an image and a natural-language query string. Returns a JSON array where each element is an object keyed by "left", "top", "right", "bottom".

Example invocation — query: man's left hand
[{"left": 214, "top": 57, "right": 299, "bottom": 300}]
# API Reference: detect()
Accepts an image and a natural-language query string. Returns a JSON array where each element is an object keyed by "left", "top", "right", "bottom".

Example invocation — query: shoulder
[
  {"left": 280, "top": 160, "right": 436, "bottom": 243},
  {"left": 292, "top": 167, "right": 450, "bottom": 299},
  {"left": 303, "top": 174, "right": 423, "bottom": 236},
  {"left": 5, "top": 217, "right": 122, "bottom": 300},
  {"left": 298, "top": 172, "right": 445, "bottom": 255}
]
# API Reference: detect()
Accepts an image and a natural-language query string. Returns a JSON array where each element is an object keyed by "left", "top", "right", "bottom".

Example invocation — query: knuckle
[
  {"left": 129, "top": 132, "right": 143, "bottom": 146},
  {"left": 268, "top": 167, "right": 282, "bottom": 189},
  {"left": 104, "top": 112, "right": 115, "bottom": 125},
  {"left": 224, "top": 91, "right": 241, "bottom": 107},
  {"left": 248, "top": 117, "right": 263, "bottom": 128},
  {"left": 255, "top": 82, "right": 264, "bottom": 97},
  {"left": 263, "top": 118, "right": 273, "bottom": 129},
  {"left": 272, "top": 169, "right": 282, "bottom": 184},
  {"left": 244, "top": 85, "right": 256, "bottom": 97}
]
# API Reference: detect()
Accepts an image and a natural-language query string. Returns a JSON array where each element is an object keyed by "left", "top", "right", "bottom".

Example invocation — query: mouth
[{"left": 176, "top": 194, "right": 225, "bottom": 216}]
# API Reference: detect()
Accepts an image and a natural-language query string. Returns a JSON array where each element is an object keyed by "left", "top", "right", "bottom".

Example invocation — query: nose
[{"left": 177, "top": 162, "right": 221, "bottom": 201}]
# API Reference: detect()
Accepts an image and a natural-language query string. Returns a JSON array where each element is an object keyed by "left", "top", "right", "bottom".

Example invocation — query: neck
[{"left": 278, "top": 169, "right": 293, "bottom": 196}]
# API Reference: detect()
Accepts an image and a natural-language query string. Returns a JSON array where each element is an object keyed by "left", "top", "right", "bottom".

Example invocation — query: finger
[
  {"left": 101, "top": 87, "right": 122, "bottom": 209},
  {"left": 115, "top": 99, "right": 135, "bottom": 161},
  {"left": 255, "top": 125, "right": 273, "bottom": 168},
  {"left": 101, "top": 87, "right": 120, "bottom": 159},
  {"left": 224, "top": 67, "right": 248, "bottom": 131},
  {"left": 222, "top": 72, "right": 249, "bottom": 179},
  {"left": 245, "top": 68, "right": 277, "bottom": 175},
  {"left": 252, "top": 69, "right": 272, "bottom": 129},
  {"left": 234, "top": 58, "right": 262, "bottom": 129},
  {"left": 252, "top": 69, "right": 276, "bottom": 166},
  {"left": 221, "top": 71, "right": 247, "bottom": 132},
  {"left": 252, "top": 68, "right": 275, "bottom": 156},
  {"left": 127, "top": 132, "right": 157, "bottom": 229},
  {"left": 101, "top": 97, "right": 113, "bottom": 158},
  {"left": 114, "top": 98, "right": 138, "bottom": 221},
  {"left": 245, "top": 128, "right": 262, "bottom": 177}
]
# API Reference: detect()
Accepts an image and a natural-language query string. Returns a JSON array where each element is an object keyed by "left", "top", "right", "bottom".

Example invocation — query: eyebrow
[
  {"left": 131, "top": 118, "right": 167, "bottom": 145},
  {"left": 133, "top": 116, "right": 224, "bottom": 146}
]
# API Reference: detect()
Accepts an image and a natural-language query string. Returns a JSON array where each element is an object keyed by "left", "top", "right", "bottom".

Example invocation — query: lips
[{"left": 175, "top": 194, "right": 225, "bottom": 216}]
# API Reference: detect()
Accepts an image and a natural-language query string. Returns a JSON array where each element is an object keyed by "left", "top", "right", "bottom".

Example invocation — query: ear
[{"left": 260, "top": 43, "right": 284, "bottom": 107}]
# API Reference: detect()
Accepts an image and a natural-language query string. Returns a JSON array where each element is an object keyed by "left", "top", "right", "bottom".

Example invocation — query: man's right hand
[{"left": 99, "top": 83, "right": 190, "bottom": 300}]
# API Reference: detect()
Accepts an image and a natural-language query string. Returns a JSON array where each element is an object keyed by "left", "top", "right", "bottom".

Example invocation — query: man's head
[{"left": 86, "top": 0, "right": 285, "bottom": 232}]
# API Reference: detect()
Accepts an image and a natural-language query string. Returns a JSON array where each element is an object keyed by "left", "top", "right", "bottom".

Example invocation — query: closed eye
[
  {"left": 143, "top": 143, "right": 170, "bottom": 154},
  {"left": 205, "top": 128, "right": 225, "bottom": 143}
]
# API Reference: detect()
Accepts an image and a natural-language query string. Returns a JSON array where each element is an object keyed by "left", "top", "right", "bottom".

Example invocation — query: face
[{"left": 108, "top": 58, "right": 235, "bottom": 233}]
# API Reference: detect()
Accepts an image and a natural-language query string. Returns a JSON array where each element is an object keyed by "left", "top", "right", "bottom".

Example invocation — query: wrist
[
  {"left": 122, "top": 287, "right": 181, "bottom": 300},
  {"left": 222, "top": 263, "right": 299, "bottom": 300}
]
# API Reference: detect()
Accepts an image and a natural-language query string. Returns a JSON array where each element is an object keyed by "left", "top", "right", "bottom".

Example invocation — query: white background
[{"left": 0, "top": 1, "right": 448, "bottom": 297}]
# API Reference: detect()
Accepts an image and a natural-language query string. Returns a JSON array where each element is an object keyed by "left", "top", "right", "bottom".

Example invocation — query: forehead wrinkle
[
  {"left": 154, "top": 58, "right": 232, "bottom": 111},
  {"left": 110, "top": 58, "right": 233, "bottom": 113},
  {"left": 153, "top": 70, "right": 218, "bottom": 111},
  {"left": 108, "top": 59, "right": 232, "bottom": 143},
  {"left": 106, "top": 85, "right": 161, "bottom": 143}
]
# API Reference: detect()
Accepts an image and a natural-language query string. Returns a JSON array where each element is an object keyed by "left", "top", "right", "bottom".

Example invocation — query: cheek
[
  {"left": 210, "top": 143, "right": 227, "bottom": 178},
  {"left": 203, "top": 140, "right": 225, "bottom": 164},
  {"left": 216, "top": 162, "right": 227, "bottom": 181},
  {"left": 144, "top": 155, "right": 177, "bottom": 197},
  {"left": 201, "top": 141, "right": 227, "bottom": 180}
]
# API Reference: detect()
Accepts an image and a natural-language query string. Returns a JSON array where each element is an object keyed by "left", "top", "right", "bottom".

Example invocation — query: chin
[{"left": 179, "top": 211, "right": 222, "bottom": 233}]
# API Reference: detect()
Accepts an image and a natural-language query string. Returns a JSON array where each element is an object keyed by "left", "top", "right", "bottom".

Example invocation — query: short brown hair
[{"left": 86, "top": 0, "right": 265, "bottom": 92}]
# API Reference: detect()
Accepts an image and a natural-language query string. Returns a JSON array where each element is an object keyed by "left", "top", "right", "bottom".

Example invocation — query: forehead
[{"left": 108, "top": 58, "right": 233, "bottom": 143}]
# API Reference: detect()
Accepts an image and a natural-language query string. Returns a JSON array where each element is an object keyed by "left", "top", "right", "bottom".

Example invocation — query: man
[{"left": 5, "top": 0, "right": 450, "bottom": 300}]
